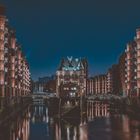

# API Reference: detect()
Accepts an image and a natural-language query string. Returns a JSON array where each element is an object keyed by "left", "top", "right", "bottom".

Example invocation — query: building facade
[
  {"left": 0, "top": 6, "right": 31, "bottom": 108},
  {"left": 87, "top": 75, "right": 107, "bottom": 95},
  {"left": 125, "top": 29, "right": 140, "bottom": 97},
  {"left": 118, "top": 52, "right": 126, "bottom": 96},
  {"left": 136, "top": 28, "right": 140, "bottom": 97},
  {"left": 56, "top": 57, "right": 88, "bottom": 98},
  {"left": 106, "top": 68, "right": 113, "bottom": 94},
  {"left": 106, "top": 65, "right": 120, "bottom": 95},
  {"left": 33, "top": 75, "right": 56, "bottom": 93}
]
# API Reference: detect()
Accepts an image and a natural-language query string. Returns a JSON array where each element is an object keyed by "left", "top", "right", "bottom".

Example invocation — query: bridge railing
[{"left": 86, "top": 94, "right": 125, "bottom": 100}]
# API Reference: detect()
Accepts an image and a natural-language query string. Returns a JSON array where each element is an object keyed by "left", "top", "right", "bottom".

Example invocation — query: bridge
[
  {"left": 30, "top": 92, "right": 57, "bottom": 105},
  {"left": 86, "top": 94, "right": 125, "bottom": 100},
  {"left": 27, "top": 92, "right": 126, "bottom": 105},
  {"left": 28, "top": 93, "right": 125, "bottom": 100}
]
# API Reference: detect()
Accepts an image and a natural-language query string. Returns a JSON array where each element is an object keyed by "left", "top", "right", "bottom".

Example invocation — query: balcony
[
  {"left": 4, "top": 48, "right": 8, "bottom": 54},
  {"left": 4, "top": 38, "right": 8, "bottom": 44}
]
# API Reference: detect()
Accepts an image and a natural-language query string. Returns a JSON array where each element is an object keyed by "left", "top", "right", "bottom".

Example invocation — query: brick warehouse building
[
  {"left": 0, "top": 6, "right": 31, "bottom": 108},
  {"left": 87, "top": 75, "right": 107, "bottom": 95},
  {"left": 118, "top": 52, "right": 126, "bottom": 96},
  {"left": 56, "top": 57, "right": 88, "bottom": 98},
  {"left": 107, "top": 64, "right": 120, "bottom": 95},
  {"left": 125, "top": 28, "right": 140, "bottom": 97},
  {"left": 55, "top": 29, "right": 140, "bottom": 98}
]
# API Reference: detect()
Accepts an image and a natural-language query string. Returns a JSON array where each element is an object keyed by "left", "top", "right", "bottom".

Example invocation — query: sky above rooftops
[{"left": 1, "top": 0, "right": 140, "bottom": 80}]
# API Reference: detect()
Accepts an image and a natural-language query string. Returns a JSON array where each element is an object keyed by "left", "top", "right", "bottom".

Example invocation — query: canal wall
[
  {"left": 0, "top": 97, "right": 32, "bottom": 125},
  {"left": 123, "top": 98, "right": 140, "bottom": 118}
]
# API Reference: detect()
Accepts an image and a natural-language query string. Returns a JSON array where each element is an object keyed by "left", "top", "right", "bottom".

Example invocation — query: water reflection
[
  {"left": 0, "top": 102, "right": 140, "bottom": 140},
  {"left": 87, "top": 101, "right": 110, "bottom": 121},
  {"left": 54, "top": 119, "right": 88, "bottom": 140},
  {"left": 30, "top": 105, "right": 49, "bottom": 123},
  {"left": 0, "top": 108, "right": 30, "bottom": 140}
]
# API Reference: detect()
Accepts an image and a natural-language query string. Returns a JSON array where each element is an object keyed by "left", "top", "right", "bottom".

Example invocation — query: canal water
[{"left": 0, "top": 101, "right": 140, "bottom": 140}]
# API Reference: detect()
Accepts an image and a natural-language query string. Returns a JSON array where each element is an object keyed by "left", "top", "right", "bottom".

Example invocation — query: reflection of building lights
[
  {"left": 55, "top": 122, "right": 61, "bottom": 140},
  {"left": 50, "top": 118, "right": 54, "bottom": 124},
  {"left": 122, "top": 115, "right": 130, "bottom": 133},
  {"left": 134, "top": 129, "right": 140, "bottom": 140},
  {"left": 79, "top": 125, "right": 88, "bottom": 140},
  {"left": 43, "top": 116, "right": 46, "bottom": 122},
  {"left": 10, "top": 109, "right": 30, "bottom": 140},
  {"left": 87, "top": 102, "right": 110, "bottom": 120},
  {"left": 66, "top": 127, "right": 70, "bottom": 140},
  {"left": 46, "top": 116, "right": 49, "bottom": 123},
  {"left": 73, "top": 127, "right": 77, "bottom": 140},
  {"left": 32, "top": 116, "right": 35, "bottom": 123}
]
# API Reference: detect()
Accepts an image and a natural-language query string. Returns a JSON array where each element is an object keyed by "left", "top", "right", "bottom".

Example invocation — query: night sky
[{"left": 1, "top": 0, "right": 140, "bottom": 80}]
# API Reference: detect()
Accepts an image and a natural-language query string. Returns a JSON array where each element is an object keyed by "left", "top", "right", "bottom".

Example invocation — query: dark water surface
[{"left": 0, "top": 102, "right": 140, "bottom": 140}]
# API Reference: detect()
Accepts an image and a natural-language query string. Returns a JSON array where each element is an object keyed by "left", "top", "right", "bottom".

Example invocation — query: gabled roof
[{"left": 58, "top": 56, "right": 85, "bottom": 71}]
